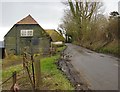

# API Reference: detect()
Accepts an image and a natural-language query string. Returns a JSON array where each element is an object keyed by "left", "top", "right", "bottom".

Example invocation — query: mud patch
[
  {"left": 87, "top": 51, "right": 93, "bottom": 53},
  {"left": 100, "top": 55, "right": 105, "bottom": 57},
  {"left": 56, "top": 57, "right": 91, "bottom": 91}
]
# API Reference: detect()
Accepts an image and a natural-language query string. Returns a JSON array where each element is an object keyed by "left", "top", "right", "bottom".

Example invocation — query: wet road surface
[{"left": 64, "top": 43, "right": 119, "bottom": 90}]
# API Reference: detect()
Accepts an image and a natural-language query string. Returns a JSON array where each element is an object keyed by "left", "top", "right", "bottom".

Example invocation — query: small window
[{"left": 21, "top": 30, "right": 33, "bottom": 37}]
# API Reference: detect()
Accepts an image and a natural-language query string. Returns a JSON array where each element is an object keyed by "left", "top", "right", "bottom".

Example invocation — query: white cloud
[
  {"left": 1, "top": 0, "right": 64, "bottom": 2},
  {"left": 0, "top": 2, "right": 2, "bottom": 26},
  {"left": 0, "top": 0, "right": 119, "bottom": 41},
  {"left": 103, "top": 0, "right": 119, "bottom": 15}
]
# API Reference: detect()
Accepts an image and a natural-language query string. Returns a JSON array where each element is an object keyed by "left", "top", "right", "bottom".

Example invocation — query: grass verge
[
  {"left": 73, "top": 39, "right": 119, "bottom": 57},
  {"left": 41, "top": 54, "right": 74, "bottom": 90},
  {"left": 2, "top": 45, "right": 74, "bottom": 90}
]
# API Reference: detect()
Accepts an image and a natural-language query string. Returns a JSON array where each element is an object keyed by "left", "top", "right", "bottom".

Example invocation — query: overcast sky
[{"left": 0, "top": 0, "right": 119, "bottom": 41}]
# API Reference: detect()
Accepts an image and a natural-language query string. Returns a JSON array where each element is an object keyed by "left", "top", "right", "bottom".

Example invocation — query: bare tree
[{"left": 68, "top": 0, "right": 103, "bottom": 41}]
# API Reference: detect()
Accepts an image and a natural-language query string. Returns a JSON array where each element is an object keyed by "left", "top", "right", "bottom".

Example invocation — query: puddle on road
[
  {"left": 100, "top": 55, "right": 105, "bottom": 57},
  {"left": 116, "top": 59, "right": 120, "bottom": 62},
  {"left": 78, "top": 49, "right": 84, "bottom": 53},
  {"left": 78, "top": 51, "right": 86, "bottom": 55},
  {"left": 78, "top": 49, "right": 91, "bottom": 56},
  {"left": 87, "top": 51, "right": 93, "bottom": 53}
]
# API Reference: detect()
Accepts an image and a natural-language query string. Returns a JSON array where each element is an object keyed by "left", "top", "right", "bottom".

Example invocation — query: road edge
[{"left": 56, "top": 45, "right": 92, "bottom": 91}]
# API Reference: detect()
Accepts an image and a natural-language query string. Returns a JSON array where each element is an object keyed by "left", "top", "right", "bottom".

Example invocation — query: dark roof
[{"left": 16, "top": 15, "right": 38, "bottom": 24}]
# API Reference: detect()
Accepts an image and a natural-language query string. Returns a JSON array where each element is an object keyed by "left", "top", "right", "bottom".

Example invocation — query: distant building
[
  {"left": 4, "top": 15, "right": 51, "bottom": 55},
  {"left": 45, "top": 29, "right": 65, "bottom": 46},
  {"left": 45, "top": 29, "right": 65, "bottom": 42},
  {"left": 0, "top": 41, "right": 5, "bottom": 59}
]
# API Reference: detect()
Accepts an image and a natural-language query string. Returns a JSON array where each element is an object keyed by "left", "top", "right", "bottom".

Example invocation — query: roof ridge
[{"left": 16, "top": 15, "right": 38, "bottom": 24}]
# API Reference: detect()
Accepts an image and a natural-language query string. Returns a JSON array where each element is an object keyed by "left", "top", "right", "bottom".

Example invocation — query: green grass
[
  {"left": 73, "top": 39, "right": 119, "bottom": 56},
  {"left": 97, "top": 40, "right": 119, "bottom": 56},
  {"left": 41, "top": 54, "right": 74, "bottom": 90},
  {"left": 56, "top": 45, "right": 66, "bottom": 52},
  {"left": 0, "top": 59, "right": 2, "bottom": 81},
  {"left": 40, "top": 45, "right": 74, "bottom": 90},
  {"left": 99, "top": 46, "right": 119, "bottom": 56},
  {"left": 2, "top": 45, "right": 74, "bottom": 90},
  {"left": 2, "top": 64, "right": 22, "bottom": 79},
  {"left": 0, "top": 59, "right": 2, "bottom": 64}
]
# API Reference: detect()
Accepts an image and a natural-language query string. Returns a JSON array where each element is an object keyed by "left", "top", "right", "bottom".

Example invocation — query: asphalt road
[{"left": 64, "top": 43, "right": 119, "bottom": 90}]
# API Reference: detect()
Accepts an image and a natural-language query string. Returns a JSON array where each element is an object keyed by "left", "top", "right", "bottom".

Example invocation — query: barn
[
  {"left": 45, "top": 29, "right": 65, "bottom": 46},
  {"left": 45, "top": 29, "right": 65, "bottom": 42},
  {"left": 4, "top": 15, "right": 51, "bottom": 55}
]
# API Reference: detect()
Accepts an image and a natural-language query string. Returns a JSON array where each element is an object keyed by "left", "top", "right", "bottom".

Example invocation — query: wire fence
[
  {"left": 1, "top": 51, "right": 41, "bottom": 92},
  {"left": 1, "top": 45, "right": 57, "bottom": 92}
]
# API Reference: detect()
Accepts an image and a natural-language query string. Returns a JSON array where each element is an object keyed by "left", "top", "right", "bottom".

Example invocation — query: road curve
[{"left": 64, "top": 43, "right": 119, "bottom": 90}]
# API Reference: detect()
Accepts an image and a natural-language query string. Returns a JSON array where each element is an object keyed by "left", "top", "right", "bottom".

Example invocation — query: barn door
[{"left": 20, "top": 38, "right": 31, "bottom": 54}]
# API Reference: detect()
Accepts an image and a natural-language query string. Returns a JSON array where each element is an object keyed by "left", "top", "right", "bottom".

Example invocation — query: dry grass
[
  {"left": 2, "top": 46, "right": 74, "bottom": 90},
  {"left": 2, "top": 55, "right": 22, "bottom": 69}
]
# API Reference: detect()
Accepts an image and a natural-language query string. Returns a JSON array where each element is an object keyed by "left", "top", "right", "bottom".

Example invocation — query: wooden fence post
[
  {"left": 25, "top": 66, "right": 35, "bottom": 92},
  {"left": 11, "top": 71, "right": 17, "bottom": 92},
  {"left": 23, "top": 53, "right": 26, "bottom": 68},
  {"left": 31, "top": 55, "right": 36, "bottom": 90},
  {"left": 23, "top": 52, "right": 35, "bottom": 92},
  {"left": 13, "top": 71, "right": 16, "bottom": 87},
  {"left": 34, "top": 55, "right": 41, "bottom": 90},
  {"left": 4, "top": 49, "right": 8, "bottom": 58}
]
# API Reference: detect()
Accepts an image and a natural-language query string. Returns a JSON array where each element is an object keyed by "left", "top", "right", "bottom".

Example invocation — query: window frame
[{"left": 21, "top": 29, "right": 33, "bottom": 37}]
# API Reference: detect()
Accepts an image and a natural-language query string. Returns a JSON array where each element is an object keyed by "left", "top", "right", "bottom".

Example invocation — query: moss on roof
[{"left": 45, "top": 29, "right": 65, "bottom": 42}]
